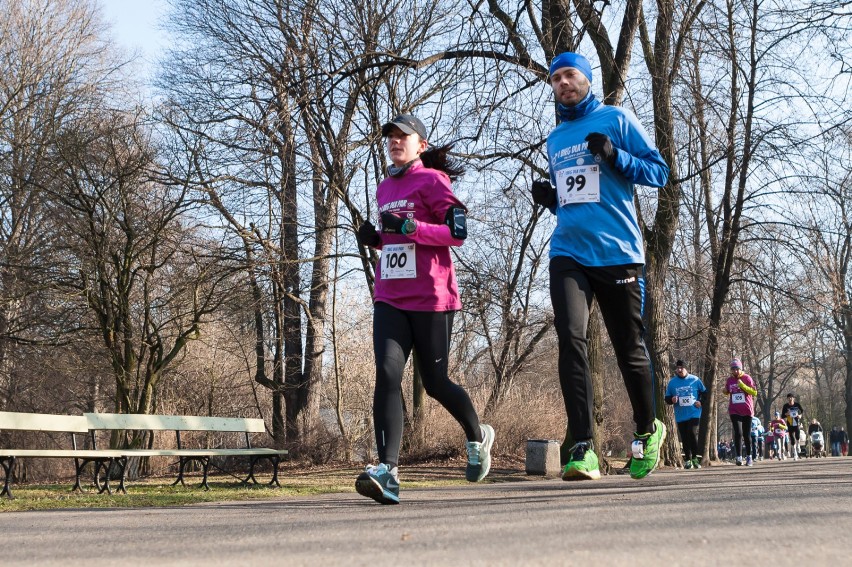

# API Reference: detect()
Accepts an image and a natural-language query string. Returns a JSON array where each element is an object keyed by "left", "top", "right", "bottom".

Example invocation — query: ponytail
[{"left": 420, "top": 144, "right": 465, "bottom": 181}]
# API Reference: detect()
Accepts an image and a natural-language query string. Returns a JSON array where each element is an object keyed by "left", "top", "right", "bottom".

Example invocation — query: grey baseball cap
[{"left": 381, "top": 114, "right": 428, "bottom": 139}]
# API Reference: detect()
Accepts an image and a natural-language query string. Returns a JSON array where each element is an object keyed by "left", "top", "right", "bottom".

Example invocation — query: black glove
[
  {"left": 357, "top": 220, "right": 380, "bottom": 248},
  {"left": 381, "top": 211, "right": 407, "bottom": 234},
  {"left": 531, "top": 179, "right": 556, "bottom": 208},
  {"left": 585, "top": 132, "right": 617, "bottom": 167}
]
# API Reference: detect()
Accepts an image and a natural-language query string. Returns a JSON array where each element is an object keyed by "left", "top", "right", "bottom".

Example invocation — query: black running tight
[
  {"left": 730, "top": 414, "right": 752, "bottom": 458},
  {"left": 372, "top": 301, "right": 481, "bottom": 469},
  {"left": 676, "top": 418, "right": 700, "bottom": 460}
]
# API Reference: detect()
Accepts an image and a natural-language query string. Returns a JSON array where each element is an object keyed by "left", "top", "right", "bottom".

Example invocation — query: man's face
[
  {"left": 550, "top": 67, "right": 591, "bottom": 106},
  {"left": 788, "top": 396, "right": 795, "bottom": 404},
  {"left": 675, "top": 366, "right": 688, "bottom": 377}
]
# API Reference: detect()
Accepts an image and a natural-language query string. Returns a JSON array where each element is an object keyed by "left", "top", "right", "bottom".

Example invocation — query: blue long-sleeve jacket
[{"left": 546, "top": 97, "right": 669, "bottom": 266}]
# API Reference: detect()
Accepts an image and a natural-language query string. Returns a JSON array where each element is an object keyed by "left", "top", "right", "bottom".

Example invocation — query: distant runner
[
  {"left": 665, "top": 359, "right": 706, "bottom": 469},
  {"left": 781, "top": 393, "right": 804, "bottom": 460},
  {"left": 769, "top": 412, "right": 788, "bottom": 461},
  {"left": 723, "top": 358, "right": 757, "bottom": 466}
]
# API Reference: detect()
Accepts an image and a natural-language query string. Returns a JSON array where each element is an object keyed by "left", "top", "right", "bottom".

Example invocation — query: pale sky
[{"left": 99, "top": 0, "right": 169, "bottom": 69}]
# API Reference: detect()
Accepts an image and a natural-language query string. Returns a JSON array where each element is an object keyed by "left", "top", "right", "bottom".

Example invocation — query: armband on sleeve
[{"left": 444, "top": 206, "right": 467, "bottom": 240}]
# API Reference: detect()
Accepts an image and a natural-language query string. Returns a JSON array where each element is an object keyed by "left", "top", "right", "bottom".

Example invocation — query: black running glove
[
  {"left": 531, "top": 179, "right": 556, "bottom": 208},
  {"left": 357, "top": 220, "right": 380, "bottom": 248},
  {"left": 585, "top": 132, "right": 618, "bottom": 167},
  {"left": 380, "top": 211, "right": 416, "bottom": 235}
]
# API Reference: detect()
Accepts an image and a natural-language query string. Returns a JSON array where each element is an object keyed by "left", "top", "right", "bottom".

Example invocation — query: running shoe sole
[
  {"left": 561, "top": 466, "right": 601, "bottom": 481},
  {"left": 355, "top": 473, "right": 399, "bottom": 505}
]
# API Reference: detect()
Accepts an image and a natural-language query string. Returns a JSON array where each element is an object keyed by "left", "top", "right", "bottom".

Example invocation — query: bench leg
[
  {"left": 242, "top": 456, "right": 260, "bottom": 486},
  {"left": 73, "top": 458, "right": 91, "bottom": 493},
  {"left": 269, "top": 455, "right": 281, "bottom": 488},
  {"left": 200, "top": 457, "right": 210, "bottom": 491},
  {"left": 172, "top": 457, "right": 189, "bottom": 487},
  {"left": 1, "top": 456, "right": 15, "bottom": 499},
  {"left": 172, "top": 457, "right": 210, "bottom": 490},
  {"left": 242, "top": 455, "right": 281, "bottom": 488},
  {"left": 116, "top": 457, "right": 128, "bottom": 494},
  {"left": 97, "top": 459, "right": 115, "bottom": 495}
]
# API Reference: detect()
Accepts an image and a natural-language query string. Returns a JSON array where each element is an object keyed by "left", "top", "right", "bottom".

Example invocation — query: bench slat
[
  {"left": 84, "top": 413, "right": 266, "bottom": 433},
  {"left": 0, "top": 412, "right": 90, "bottom": 433},
  {"left": 1, "top": 449, "right": 125, "bottom": 458},
  {"left": 115, "top": 449, "right": 289, "bottom": 457},
  {"left": 1, "top": 448, "right": 287, "bottom": 458}
]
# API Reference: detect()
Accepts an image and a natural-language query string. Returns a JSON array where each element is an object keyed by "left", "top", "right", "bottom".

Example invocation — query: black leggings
[
  {"left": 549, "top": 256, "right": 655, "bottom": 440},
  {"left": 372, "top": 301, "right": 481, "bottom": 468},
  {"left": 731, "top": 414, "right": 752, "bottom": 458},
  {"left": 676, "top": 418, "right": 700, "bottom": 460},
  {"left": 788, "top": 425, "right": 800, "bottom": 455}
]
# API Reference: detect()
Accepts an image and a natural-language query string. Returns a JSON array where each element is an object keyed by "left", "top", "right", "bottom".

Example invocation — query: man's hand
[
  {"left": 357, "top": 221, "right": 380, "bottom": 248},
  {"left": 585, "top": 132, "right": 617, "bottom": 167},
  {"left": 531, "top": 179, "right": 556, "bottom": 208}
]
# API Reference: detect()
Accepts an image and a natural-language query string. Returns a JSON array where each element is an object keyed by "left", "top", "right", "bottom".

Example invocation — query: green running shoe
[
  {"left": 691, "top": 456, "right": 702, "bottom": 469},
  {"left": 355, "top": 463, "right": 400, "bottom": 504},
  {"left": 561, "top": 441, "right": 601, "bottom": 480},
  {"left": 466, "top": 424, "right": 495, "bottom": 482},
  {"left": 629, "top": 418, "right": 667, "bottom": 479}
]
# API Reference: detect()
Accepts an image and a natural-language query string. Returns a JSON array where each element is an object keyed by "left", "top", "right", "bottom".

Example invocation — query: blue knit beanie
[{"left": 549, "top": 52, "right": 593, "bottom": 83}]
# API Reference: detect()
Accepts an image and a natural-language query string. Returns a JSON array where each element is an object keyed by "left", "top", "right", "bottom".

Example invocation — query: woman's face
[{"left": 386, "top": 127, "right": 427, "bottom": 167}]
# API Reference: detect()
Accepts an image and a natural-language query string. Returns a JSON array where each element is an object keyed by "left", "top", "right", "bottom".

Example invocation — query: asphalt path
[{"left": 2, "top": 457, "right": 850, "bottom": 566}]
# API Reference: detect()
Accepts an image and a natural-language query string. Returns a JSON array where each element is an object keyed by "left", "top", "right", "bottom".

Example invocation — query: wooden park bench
[
  {"left": 83, "top": 412, "right": 289, "bottom": 493},
  {"left": 0, "top": 411, "right": 126, "bottom": 499}
]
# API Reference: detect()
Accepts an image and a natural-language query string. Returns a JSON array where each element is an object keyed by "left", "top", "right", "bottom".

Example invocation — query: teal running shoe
[
  {"left": 466, "top": 424, "right": 495, "bottom": 482},
  {"left": 630, "top": 419, "right": 667, "bottom": 479},
  {"left": 355, "top": 463, "right": 400, "bottom": 504},
  {"left": 684, "top": 458, "right": 693, "bottom": 469},
  {"left": 561, "top": 441, "right": 601, "bottom": 480}
]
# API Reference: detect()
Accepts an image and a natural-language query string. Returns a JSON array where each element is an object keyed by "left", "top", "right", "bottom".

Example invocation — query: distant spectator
[{"left": 841, "top": 427, "right": 849, "bottom": 457}]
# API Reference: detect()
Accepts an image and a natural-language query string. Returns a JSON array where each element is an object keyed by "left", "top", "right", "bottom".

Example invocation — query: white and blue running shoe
[
  {"left": 466, "top": 424, "right": 495, "bottom": 482},
  {"left": 355, "top": 463, "right": 400, "bottom": 505}
]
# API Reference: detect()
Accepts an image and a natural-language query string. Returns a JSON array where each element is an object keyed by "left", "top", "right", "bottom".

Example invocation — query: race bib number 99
[
  {"left": 381, "top": 243, "right": 416, "bottom": 280},
  {"left": 556, "top": 164, "right": 601, "bottom": 205},
  {"left": 731, "top": 392, "right": 746, "bottom": 404}
]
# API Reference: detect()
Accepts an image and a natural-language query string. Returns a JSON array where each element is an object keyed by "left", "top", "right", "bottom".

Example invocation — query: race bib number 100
[
  {"left": 381, "top": 243, "right": 416, "bottom": 279},
  {"left": 556, "top": 164, "right": 601, "bottom": 205}
]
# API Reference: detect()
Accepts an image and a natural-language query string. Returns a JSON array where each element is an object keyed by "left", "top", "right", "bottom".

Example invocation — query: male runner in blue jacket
[{"left": 532, "top": 52, "right": 670, "bottom": 480}]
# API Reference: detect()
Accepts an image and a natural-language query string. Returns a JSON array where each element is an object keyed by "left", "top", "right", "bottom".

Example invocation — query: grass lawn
[{"left": 0, "top": 456, "right": 533, "bottom": 512}]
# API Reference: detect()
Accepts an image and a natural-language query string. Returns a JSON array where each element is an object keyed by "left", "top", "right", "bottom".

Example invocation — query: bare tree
[
  {"left": 0, "top": 0, "right": 120, "bottom": 411},
  {"left": 50, "top": 109, "right": 229, "bottom": 434}
]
